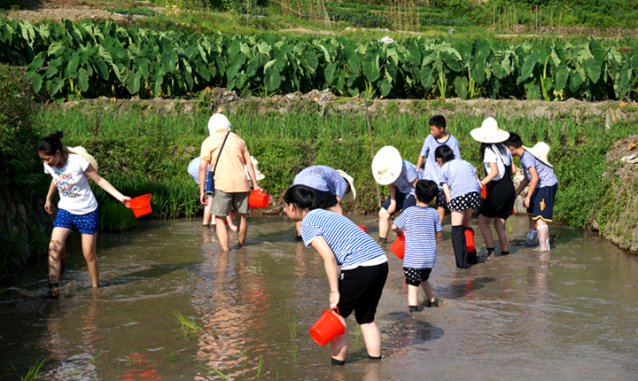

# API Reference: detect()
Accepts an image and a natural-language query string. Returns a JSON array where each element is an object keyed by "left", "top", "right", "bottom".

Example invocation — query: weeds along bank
[{"left": 35, "top": 100, "right": 638, "bottom": 253}]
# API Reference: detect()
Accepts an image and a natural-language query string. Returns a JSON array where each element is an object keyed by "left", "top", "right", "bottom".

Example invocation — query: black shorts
[
  {"left": 527, "top": 184, "right": 558, "bottom": 222},
  {"left": 436, "top": 188, "right": 448, "bottom": 209},
  {"left": 404, "top": 268, "right": 432, "bottom": 286},
  {"left": 312, "top": 189, "right": 339, "bottom": 209},
  {"left": 338, "top": 262, "right": 388, "bottom": 325},
  {"left": 381, "top": 191, "right": 416, "bottom": 216}
]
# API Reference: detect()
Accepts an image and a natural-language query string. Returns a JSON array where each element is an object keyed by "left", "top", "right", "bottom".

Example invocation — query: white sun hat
[
  {"left": 470, "top": 117, "right": 510, "bottom": 143},
  {"left": 208, "top": 113, "right": 231, "bottom": 136},
  {"left": 63, "top": 146, "right": 98, "bottom": 172},
  {"left": 524, "top": 142, "right": 553, "bottom": 168},
  {"left": 336, "top": 170, "right": 356, "bottom": 202},
  {"left": 372, "top": 146, "right": 403, "bottom": 185},
  {"left": 244, "top": 156, "right": 265, "bottom": 181}
]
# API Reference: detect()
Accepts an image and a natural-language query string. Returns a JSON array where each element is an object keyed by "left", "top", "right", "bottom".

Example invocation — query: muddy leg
[
  {"left": 236, "top": 213, "right": 248, "bottom": 247},
  {"left": 48, "top": 228, "right": 71, "bottom": 285},
  {"left": 215, "top": 216, "right": 230, "bottom": 251},
  {"left": 378, "top": 208, "right": 391, "bottom": 241},
  {"left": 360, "top": 322, "right": 382, "bottom": 358},
  {"left": 421, "top": 280, "right": 435, "bottom": 303},
  {"left": 331, "top": 315, "right": 349, "bottom": 361}
]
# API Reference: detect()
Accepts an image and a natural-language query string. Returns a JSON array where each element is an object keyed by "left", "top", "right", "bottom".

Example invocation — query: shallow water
[{"left": 1, "top": 215, "right": 637, "bottom": 381}]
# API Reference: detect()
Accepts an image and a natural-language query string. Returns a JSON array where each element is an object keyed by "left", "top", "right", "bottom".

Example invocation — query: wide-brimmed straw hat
[
  {"left": 336, "top": 170, "right": 356, "bottom": 202},
  {"left": 372, "top": 146, "right": 403, "bottom": 185},
  {"left": 244, "top": 156, "right": 265, "bottom": 181},
  {"left": 524, "top": 142, "right": 553, "bottom": 168},
  {"left": 63, "top": 146, "right": 98, "bottom": 172},
  {"left": 470, "top": 117, "right": 510, "bottom": 143}
]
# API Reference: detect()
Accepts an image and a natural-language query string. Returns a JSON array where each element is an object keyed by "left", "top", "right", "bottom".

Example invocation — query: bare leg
[
  {"left": 331, "top": 315, "right": 349, "bottom": 361},
  {"left": 421, "top": 280, "right": 435, "bottom": 303},
  {"left": 462, "top": 209, "right": 473, "bottom": 228},
  {"left": 203, "top": 196, "right": 213, "bottom": 225},
  {"left": 227, "top": 215, "right": 238, "bottom": 232},
  {"left": 236, "top": 213, "right": 248, "bottom": 247},
  {"left": 378, "top": 208, "right": 391, "bottom": 239},
  {"left": 478, "top": 214, "right": 494, "bottom": 248},
  {"left": 295, "top": 220, "right": 302, "bottom": 237},
  {"left": 437, "top": 207, "right": 445, "bottom": 225},
  {"left": 537, "top": 220, "right": 550, "bottom": 251},
  {"left": 48, "top": 228, "right": 72, "bottom": 284},
  {"left": 450, "top": 210, "right": 465, "bottom": 226},
  {"left": 327, "top": 203, "right": 344, "bottom": 215},
  {"left": 215, "top": 216, "right": 230, "bottom": 252},
  {"left": 81, "top": 233, "right": 100, "bottom": 288},
  {"left": 528, "top": 215, "right": 536, "bottom": 230},
  {"left": 407, "top": 284, "right": 419, "bottom": 306},
  {"left": 360, "top": 322, "right": 382, "bottom": 358},
  {"left": 493, "top": 217, "right": 510, "bottom": 252}
]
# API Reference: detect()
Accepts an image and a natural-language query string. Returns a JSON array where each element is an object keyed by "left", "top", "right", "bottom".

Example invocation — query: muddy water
[{"left": 1, "top": 215, "right": 637, "bottom": 381}]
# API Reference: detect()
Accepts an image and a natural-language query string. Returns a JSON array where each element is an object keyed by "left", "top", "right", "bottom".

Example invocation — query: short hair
[
  {"left": 416, "top": 180, "right": 438, "bottom": 204},
  {"left": 505, "top": 132, "right": 523, "bottom": 148},
  {"left": 434, "top": 145, "right": 455, "bottom": 163},
  {"left": 429, "top": 115, "right": 446, "bottom": 129},
  {"left": 283, "top": 185, "right": 320, "bottom": 210}
]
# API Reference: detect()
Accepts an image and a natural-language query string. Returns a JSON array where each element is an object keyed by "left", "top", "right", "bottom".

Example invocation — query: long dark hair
[
  {"left": 283, "top": 185, "right": 320, "bottom": 211},
  {"left": 434, "top": 145, "right": 455, "bottom": 164},
  {"left": 37, "top": 131, "right": 64, "bottom": 155},
  {"left": 480, "top": 142, "right": 508, "bottom": 160}
]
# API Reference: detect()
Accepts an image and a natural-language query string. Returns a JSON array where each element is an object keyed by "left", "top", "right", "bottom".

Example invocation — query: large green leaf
[
  {"left": 440, "top": 51, "right": 460, "bottom": 72},
  {"left": 420, "top": 67, "right": 434, "bottom": 91},
  {"left": 49, "top": 77, "right": 64, "bottom": 95},
  {"left": 589, "top": 40, "right": 605, "bottom": 64},
  {"left": 48, "top": 41, "right": 64, "bottom": 56},
  {"left": 26, "top": 51, "right": 46, "bottom": 77},
  {"left": 554, "top": 65, "right": 569, "bottom": 91},
  {"left": 586, "top": 59, "right": 602, "bottom": 83},
  {"left": 491, "top": 62, "right": 506, "bottom": 79},
  {"left": 470, "top": 59, "right": 485, "bottom": 84},
  {"left": 324, "top": 62, "right": 336, "bottom": 84},
  {"left": 32, "top": 73, "right": 43, "bottom": 93},
  {"left": 521, "top": 52, "right": 538, "bottom": 80},
  {"left": 196, "top": 61, "right": 210, "bottom": 81},
  {"left": 226, "top": 53, "right": 246, "bottom": 81},
  {"left": 78, "top": 68, "right": 89, "bottom": 92},
  {"left": 246, "top": 56, "right": 260, "bottom": 77},
  {"left": 474, "top": 39, "right": 491, "bottom": 61},
  {"left": 379, "top": 79, "right": 391, "bottom": 97},
  {"left": 454, "top": 76, "right": 468, "bottom": 99},
  {"left": 362, "top": 55, "right": 380, "bottom": 82},
  {"left": 92, "top": 56, "right": 109, "bottom": 80},
  {"left": 569, "top": 70, "right": 582, "bottom": 93},
  {"left": 525, "top": 81, "right": 541, "bottom": 100},
  {"left": 264, "top": 68, "right": 281, "bottom": 92},
  {"left": 65, "top": 53, "right": 79, "bottom": 78}
]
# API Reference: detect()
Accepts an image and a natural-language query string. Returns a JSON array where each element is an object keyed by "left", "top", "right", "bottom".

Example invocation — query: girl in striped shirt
[
  {"left": 284, "top": 185, "right": 388, "bottom": 366},
  {"left": 436, "top": 145, "right": 482, "bottom": 269}
]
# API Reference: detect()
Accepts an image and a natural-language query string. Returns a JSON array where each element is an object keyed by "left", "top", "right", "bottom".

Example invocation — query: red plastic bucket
[
  {"left": 464, "top": 229, "right": 475, "bottom": 253},
  {"left": 390, "top": 233, "right": 405, "bottom": 259},
  {"left": 481, "top": 185, "right": 487, "bottom": 199},
  {"left": 248, "top": 190, "right": 270, "bottom": 209},
  {"left": 309, "top": 307, "right": 345, "bottom": 346},
  {"left": 357, "top": 225, "right": 368, "bottom": 233},
  {"left": 126, "top": 194, "right": 152, "bottom": 218}
]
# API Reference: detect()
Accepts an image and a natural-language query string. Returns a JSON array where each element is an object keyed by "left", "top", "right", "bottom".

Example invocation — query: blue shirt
[
  {"left": 188, "top": 157, "right": 210, "bottom": 186},
  {"left": 393, "top": 206, "right": 442, "bottom": 269},
  {"left": 520, "top": 151, "right": 558, "bottom": 188},
  {"left": 293, "top": 165, "right": 348, "bottom": 199},
  {"left": 420, "top": 134, "right": 462, "bottom": 190},
  {"left": 301, "top": 209, "right": 387, "bottom": 270},
  {"left": 393, "top": 160, "right": 418, "bottom": 195},
  {"left": 440, "top": 160, "right": 481, "bottom": 200}
]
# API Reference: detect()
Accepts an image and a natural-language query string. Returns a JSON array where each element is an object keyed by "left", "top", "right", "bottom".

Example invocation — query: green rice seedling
[
  {"left": 165, "top": 350, "right": 176, "bottom": 362},
  {"left": 256, "top": 355, "right": 263, "bottom": 377},
  {"left": 355, "top": 324, "right": 361, "bottom": 341},
  {"left": 12, "top": 359, "right": 46, "bottom": 381},
  {"left": 285, "top": 309, "right": 302, "bottom": 342},
  {"left": 534, "top": 118, "right": 547, "bottom": 143},
  {"left": 549, "top": 120, "right": 562, "bottom": 147},
  {"left": 172, "top": 311, "right": 202, "bottom": 337},
  {"left": 100, "top": 202, "right": 138, "bottom": 231},
  {"left": 89, "top": 350, "right": 104, "bottom": 364},
  {"left": 518, "top": 117, "right": 534, "bottom": 144},
  {"left": 197, "top": 365, "right": 230, "bottom": 380},
  {"left": 564, "top": 118, "right": 579, "bottom": 147}
]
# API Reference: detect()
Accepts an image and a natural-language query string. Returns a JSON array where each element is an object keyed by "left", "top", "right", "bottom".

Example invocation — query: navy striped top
[
  {"left": 393, "top": 206, "right": 442, "bottom": 269},
  {"left": 301, "top": 209, "right": 387, "bottom": 270},
  {"left": 440, "top": 160, "right": 482, "bottom": 200},
  {"left": 520, "top": 151, "right": 558, "bottom": 188}
]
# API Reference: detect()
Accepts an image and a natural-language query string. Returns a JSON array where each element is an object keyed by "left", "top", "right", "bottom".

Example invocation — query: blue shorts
[
  {"left": 527, "top": 184, "right": 558, "bottom": 222},
  {"left": 382, "top": 190, "right": 416, "bottom": 216},
  {"left": 54, "top": 209, "right": 100, "bottom": 234}
]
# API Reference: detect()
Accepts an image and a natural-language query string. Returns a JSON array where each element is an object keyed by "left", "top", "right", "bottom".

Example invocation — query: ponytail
[
  {"left": 283, "top": 185, "right": 320, "bottom": 211},
  {"left": 37, "top": 131, "right": 63, "bottom": 155}
]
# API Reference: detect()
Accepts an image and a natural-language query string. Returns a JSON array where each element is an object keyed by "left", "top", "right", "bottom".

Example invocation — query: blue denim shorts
[{"left": 54, "top": 209, "right": 100, "bottom": 234}]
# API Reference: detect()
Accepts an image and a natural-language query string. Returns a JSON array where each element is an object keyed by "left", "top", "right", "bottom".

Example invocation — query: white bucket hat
[
  {"left": 470, "top": 117, "right": 510, "bottom": 143},
  {"left": 336, "top": 170, "right": 356, "bottom": 202},
  {"left": 524, "top": 142, "right": 553, "bottom": 168},
  {"left": 208, "top": 113, "right": 231, "bottom": 136},
  {"left": 372, "top": 146, "right": 403, "bottom": 185},
  {"left": 244, "top": 156, "right": 265, "bottom": 181}
]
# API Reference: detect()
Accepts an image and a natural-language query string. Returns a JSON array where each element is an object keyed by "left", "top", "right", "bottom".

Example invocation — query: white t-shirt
[
  {"left": 483, "top": 146, "right": 512, "bottom": 181},
  {"left": 44, "top": 154, "right": 98, "bottom": 215}
]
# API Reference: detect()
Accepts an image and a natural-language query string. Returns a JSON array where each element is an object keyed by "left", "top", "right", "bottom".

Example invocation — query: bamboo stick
[{"left": 364, "top": 99, "right": 382, "bottom": 209}]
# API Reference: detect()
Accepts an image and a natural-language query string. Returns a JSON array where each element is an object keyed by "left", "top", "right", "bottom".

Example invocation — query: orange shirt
[{"left": 200, "top": 131, "right": 252, "bottom": 193}]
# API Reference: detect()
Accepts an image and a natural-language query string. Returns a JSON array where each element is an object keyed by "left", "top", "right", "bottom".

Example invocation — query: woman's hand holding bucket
[
  {"left": 118, "top": 195, "right": 132, "bottom": 206},
  {"left": 329, "top": 290, "right": 340, "bottom": 310}
]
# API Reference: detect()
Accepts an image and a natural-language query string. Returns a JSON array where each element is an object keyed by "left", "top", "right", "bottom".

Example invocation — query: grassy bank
[{"left": 35, "top": 105, "right": 638, "bottom": 234}]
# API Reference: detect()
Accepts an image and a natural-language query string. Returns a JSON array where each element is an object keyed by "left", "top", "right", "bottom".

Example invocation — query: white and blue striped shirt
[
  {"left": 293, "top": 165, "right": 348, "bottom": 199},
  {"left": 393, "top": 206, "right": 442, "bottom": 269},
  {"left": 520, "top": 151, "right": 558, "bottom": 188},
  {"left": 421, "top": 134, "right": 462, "bottom": 190},
  {"left": 440, "top": 160, "right": 481, "bottom": 200},
  {"left": 188, "top": 157, "right": 210, "bottom": 186},
  {"left": 301, "top": 209, "right": 387, "bottom": 270},
  {"left": 393, "top": 160, "right": 418, "bottom": 195}
]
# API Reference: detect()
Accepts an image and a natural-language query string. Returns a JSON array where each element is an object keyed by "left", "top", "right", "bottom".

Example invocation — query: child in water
[
  {"left": 38, "top": 131, "right": 131, "bottom": 293},
  {"left": 392, "top": 180, "right": 442, "bottom": 312},
  {"left": 436, "top": 145, "right": 482, "bottom": 269},
  {"left": 284, "top": 185, "right": 388, "bottom": 365}
]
